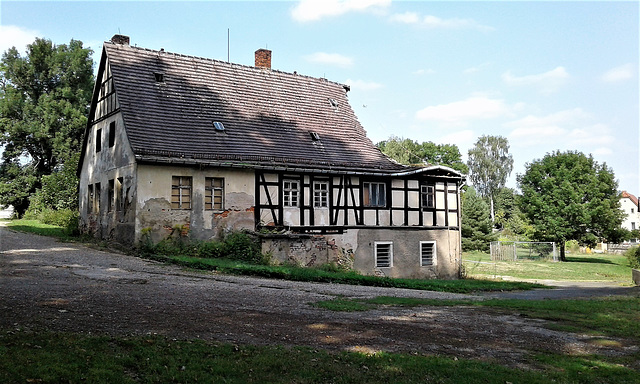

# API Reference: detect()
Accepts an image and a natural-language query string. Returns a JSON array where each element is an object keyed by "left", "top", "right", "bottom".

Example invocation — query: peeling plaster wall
[
  {"left": 262, "top": 230, "right": 357, "bottom": 270},
  {"left": 262, "top": 228, "right": 459, "bottom": 279},
  {"left": 353, "top": 228, "right": 460, "bottom": 279},
  {"left": 135, "top": 164, "right": 255, "bottom": 243},
  {"left": 79, "top": 112, "right": 137, "bottom": 244}
]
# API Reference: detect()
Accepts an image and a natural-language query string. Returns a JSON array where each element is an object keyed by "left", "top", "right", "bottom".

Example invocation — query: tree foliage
[
  {"left": 377, "top": 136, "right": 469, "bottom": 174},
  {"left": 461, "top": 187, "right": 495, "bottom": 252},
  {"left": 517, "top": 150, "right": 625, "bottom": 261},
  {"left": 467, "top": 135, "right": 514, "bottom": 222},
  {"left": 0, "top": 37, "right": 93, "bottom": 214}
]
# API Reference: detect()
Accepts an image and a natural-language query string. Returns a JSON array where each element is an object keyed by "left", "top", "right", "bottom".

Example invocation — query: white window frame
[
  {"left": 374, "top": 241, "right": 393, "bottom": 268},
  {"left": 420, "top": 241, "right": 437, "bottom": 266},
  {"left": 283, "top": 179, "right": 300, "bottom": 207},
  {"left": 313, "top": 181, "right": 329, "bottom": 208}
]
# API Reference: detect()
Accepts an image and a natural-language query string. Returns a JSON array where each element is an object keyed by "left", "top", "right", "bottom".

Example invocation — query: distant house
[
  {"left": 621, "top": 191, "right": 640, "bottom": 243},
  {"left": 78, "top": 35, "right": 465, "bottom": 279}
]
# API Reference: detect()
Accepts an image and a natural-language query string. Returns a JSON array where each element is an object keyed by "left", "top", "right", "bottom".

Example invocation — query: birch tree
[{"left": 467, "top": 135, "right": 514, "bottom": 223}]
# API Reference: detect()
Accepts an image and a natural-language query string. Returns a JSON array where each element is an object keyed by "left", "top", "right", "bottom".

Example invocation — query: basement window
[
  {"left": 420, "top": 241, "right": 437, "bottom": 266},
  {"left": 375, "top": 242, "right": 393, "bottom": 268}
]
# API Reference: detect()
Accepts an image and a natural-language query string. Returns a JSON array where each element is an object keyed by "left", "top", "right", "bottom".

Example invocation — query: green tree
[
  {"left": 461, "top": 187, "right": 495, "bottom": 252},
  {"left": 0, "top": 37, "right": 93, "bottom": 215},
  {"left": 467, "top": 135, "right": 514, "bottom": 223},
  {"left": 517, "top": 150, "right": 625, "bottom": 261},
  {"left": 377, "top": 136, "right": 468, "bottom": 174}
]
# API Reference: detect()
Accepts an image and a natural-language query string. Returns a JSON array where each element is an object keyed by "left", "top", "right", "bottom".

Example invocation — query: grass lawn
[
  {"left": 1, "top": 331, "right": 638, "bottom": 384},
  {"left": 463, "top": 250, "right": 633, "bottom": 285}
]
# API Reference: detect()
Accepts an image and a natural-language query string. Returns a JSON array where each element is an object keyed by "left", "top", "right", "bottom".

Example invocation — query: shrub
[
  {"left": 565, "top": 240, "right": 580, "bottom": 253},
  {"left": 22, "top": 207, "right": 79, "bottom": 235},
  {"left": 222, "top": 231, "right": 267, "bottom": 264},
  {"left": 138, "top": 230, "right": 270, "bottom": 265},
  {"left": 625, "top": 246, "right": 640, "bottom": 269}
]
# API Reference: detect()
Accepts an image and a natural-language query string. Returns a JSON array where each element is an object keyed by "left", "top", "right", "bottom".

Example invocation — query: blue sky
[{"left": 1, "top": 1, "right": 638, "bottom": 193}]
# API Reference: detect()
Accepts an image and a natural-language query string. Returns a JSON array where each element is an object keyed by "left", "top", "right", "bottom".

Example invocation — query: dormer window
[{"left": 154, "top": 72, "right": 165, "bottom": 82}]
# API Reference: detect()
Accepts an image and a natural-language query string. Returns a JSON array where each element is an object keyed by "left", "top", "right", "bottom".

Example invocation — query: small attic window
[
  {"left": 213, "top": 122, "right": 225, "bottom": 131},
  {"left": 154, "top": 72, "right": 165, "bottom": 82},
  {"left": 310, "top": 132, "right": 320, "bottom": 141},
  {"left": 328, "top": 98, "right": 339, "bottom": 108}
]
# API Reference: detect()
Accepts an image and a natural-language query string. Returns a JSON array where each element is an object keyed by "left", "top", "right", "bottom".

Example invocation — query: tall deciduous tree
[
  {"left": 0, "top": 38, "right": 93, "bottom": 215},
  {"left": 467, "top": 135, "right": 514, "bottom": 223},
  {"left": 377, "top": 136, "right": 469, "bottom": 174},
  {"left": 517, "top": 150, "right": 625, "bottom": 261}
]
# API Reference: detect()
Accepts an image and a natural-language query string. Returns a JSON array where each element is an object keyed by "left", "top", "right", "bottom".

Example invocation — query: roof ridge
[{"left": 103, "top": 41, "right": 349, "bottom": 89}]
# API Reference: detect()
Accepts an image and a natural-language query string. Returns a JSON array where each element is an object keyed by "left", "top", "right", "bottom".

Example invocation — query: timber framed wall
[{"left": 254, "top": 170, "right": 461, "bottom": 232}]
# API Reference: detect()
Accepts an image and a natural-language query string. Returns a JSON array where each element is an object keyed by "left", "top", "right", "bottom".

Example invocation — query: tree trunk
[
  {"left": 560, "top": 242, "right": 566, "bottom": 262},
  {"left": 490, "top": 197, "right": 495, "bottom": 223}
]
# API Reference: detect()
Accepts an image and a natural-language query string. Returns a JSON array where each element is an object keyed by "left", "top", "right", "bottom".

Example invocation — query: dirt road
[{"left": 1, "top": 224, "right": 637, "bottom": 366}]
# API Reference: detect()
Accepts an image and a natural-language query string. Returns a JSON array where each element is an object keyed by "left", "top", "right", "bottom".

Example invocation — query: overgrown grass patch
[
  {"left": 315, "top": 296, "right": 640, "bottom": 340},
  {"left": 5, "top": 219, "right": 79, "bottom": 241},
  {"left": 149, "top": 253, "right": 545, "bottom": 293},
  {"left": 1, "top": 331, "right": 638, "bottom": 384}
]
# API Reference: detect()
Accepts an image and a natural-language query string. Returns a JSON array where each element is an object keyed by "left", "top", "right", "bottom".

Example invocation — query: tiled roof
[
  {"left": 621, "top": 191, "right": 639, "bottom": 206},
  {"left": 103, "top": 42, "right": 410, "bottom": 173}
]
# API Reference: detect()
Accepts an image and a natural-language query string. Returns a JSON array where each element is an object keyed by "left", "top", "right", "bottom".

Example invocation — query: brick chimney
[
  {"left": 111, "top": 34, "right": 130, "bottom": 45},
  {"left": 255, "top": 49, "right": 271, "bottom": 69}
]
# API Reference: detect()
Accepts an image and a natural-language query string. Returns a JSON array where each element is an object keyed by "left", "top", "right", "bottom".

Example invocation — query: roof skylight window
[
  {"left": 213, "top": 122, "right": 225, "bottom": 131},
  {"left": 154, "top": 72, "right": 165, "bottom": 82},
  {"left": 328, "top": 98, "right": 339, "bottom": 108},
  {"left": 310, "top": 132, "right": 320, "bottom": 141}
]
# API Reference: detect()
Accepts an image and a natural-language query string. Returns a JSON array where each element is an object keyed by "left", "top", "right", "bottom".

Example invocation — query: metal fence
[{"left": 490, "top": 241, "right": 558, "bottom": 262}]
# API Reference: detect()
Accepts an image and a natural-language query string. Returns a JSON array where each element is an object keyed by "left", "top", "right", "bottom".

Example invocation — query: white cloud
[
  {"left": 304, "top": 52, "right": 354, "bottom": 68},
  {"left": 412, "top": 68, "right": 435, "bottom": 75},
  {"left": 390, "top": 12, "right": 494, "bottom": 31},
  {"left": 390, "top": 11, "right": 420, "bottom": 24},
  {"left": 502, "top": 66, "right": 569, "bottom": 94},
  {"left": 506, "top": 109, "right": 615, "bottom": 149},
  {"left": 291, "top": 0, "right": 391, "bottom": 22},
  {"left": 344, "top": 78, "right": 383, "bottom": 91},
  {"left": 435, "top": 129, "right": 475, "bottom": 147},
  {"left": 591, "top": 147, "right": 613, "bottom": 156},
  {"left": 415, "top": 96, "right": 511, "bottom": 127},
  {"left": 0, "top": 25, "right": 39, "bottom": 55},
  {"left": 601, "top": 63, "right": 635, "bottom": 83}
]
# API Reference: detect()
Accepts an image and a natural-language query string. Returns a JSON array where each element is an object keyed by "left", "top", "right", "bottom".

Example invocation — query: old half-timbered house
[{"left": 78, "top": 35, "right": 465, "bottom": 279}]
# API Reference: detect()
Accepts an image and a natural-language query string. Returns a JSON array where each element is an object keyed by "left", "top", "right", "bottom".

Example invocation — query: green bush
[
  {"left": 139, "top": 230, "right": 269, "bottom": 265},
  {"left": 22, "top": 208, "right": 79, "bottom": 235},
  {"left": 625, "top": 246, "right": 640, "bottom": 269},
  {"left": 565, "top": 240, "right": 580, "bottom": 253}
]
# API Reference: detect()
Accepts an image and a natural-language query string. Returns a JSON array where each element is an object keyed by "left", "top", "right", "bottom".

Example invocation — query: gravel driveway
[{"left": 1, "top": 224, "right": 638, "bottom": 366}]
